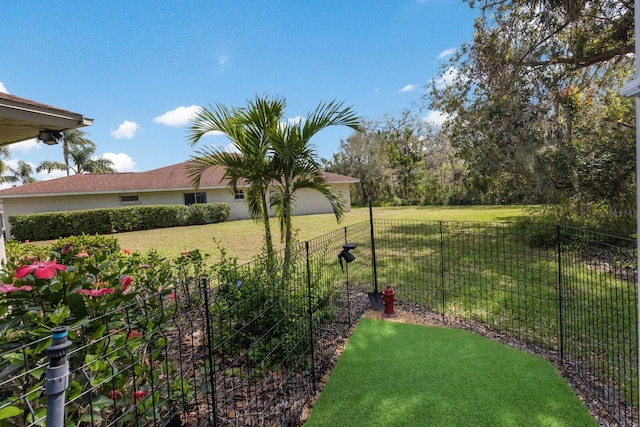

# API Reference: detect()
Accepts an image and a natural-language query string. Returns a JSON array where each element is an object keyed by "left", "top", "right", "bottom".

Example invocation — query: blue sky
[{"left": 1, "top": 0, "right": 478, "bottom": 180}]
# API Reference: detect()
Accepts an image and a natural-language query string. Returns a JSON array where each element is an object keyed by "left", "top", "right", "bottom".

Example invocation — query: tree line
[{"left": 326, "top": 0, "right": 635, "bottom": 233}]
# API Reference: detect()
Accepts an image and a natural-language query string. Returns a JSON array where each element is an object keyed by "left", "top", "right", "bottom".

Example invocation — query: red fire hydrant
[{"left": 382, "top": 285, "right": 397, "bottom": 317}]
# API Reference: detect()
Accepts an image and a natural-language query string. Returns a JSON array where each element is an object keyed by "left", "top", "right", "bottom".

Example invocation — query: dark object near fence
[
  {"left": 338, "top": 243, "right": 356, "bottom": 270},
  {"left": 368, "top": 201, "right": 383, "bottom": 311}
]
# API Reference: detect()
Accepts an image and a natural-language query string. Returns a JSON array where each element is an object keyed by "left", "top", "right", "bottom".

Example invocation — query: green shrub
[
  {"left": 211, "top": 253, "right": 338, "bottom": 373},
  {"left": 517, "top": 201, "right": 637, "bottom": 247},
  {"left": 9, "top": 203, "right": 231, "bottom": 241},
  {"left": 51, "top": 234, "right": 121, "bottom": 256}
]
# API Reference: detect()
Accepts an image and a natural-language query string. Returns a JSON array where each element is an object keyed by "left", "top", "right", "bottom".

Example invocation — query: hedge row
[{"left": 8, "top": 203, "right": 231, "bottom": 241}]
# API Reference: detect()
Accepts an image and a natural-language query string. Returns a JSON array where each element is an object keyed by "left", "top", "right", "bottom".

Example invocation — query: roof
[
  {"left": 0, "top": 92, "right": 93, "bottom": 146},
  {"left": 0, "top": 162, "right": 360, "bottom": 198}
]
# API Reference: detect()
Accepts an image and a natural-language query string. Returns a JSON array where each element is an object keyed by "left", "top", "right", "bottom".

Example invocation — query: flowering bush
[{"left": 0, "top": 235, "right": 213, "bottom": 426}]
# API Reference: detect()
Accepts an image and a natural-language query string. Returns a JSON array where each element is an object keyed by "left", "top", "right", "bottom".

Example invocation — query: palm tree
[
  {"left": 0, "top": 147, "right": 18, "bottom": 186},
  {"left": 37, "top": 141, "right": 115, "bottom": 175},
  {"left": 62, "top": 130, "right": 94, "bottom": 176},
  {"left": 68, "top": 145, "right": 116, "bottom": 174},
  {"left": 269, "top": 100, "right": 362, "bottom": 262},
  {"left": 11, "top": 161, "right": 36, "bottom": 185},
  {"left": 187, "top": 95, "right": 286, "bottom": 260}
]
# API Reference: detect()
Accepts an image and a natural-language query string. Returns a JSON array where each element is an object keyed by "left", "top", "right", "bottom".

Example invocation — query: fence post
[
  {"left": 200, "top": 278, "right": 218, "bottom": 427},
  {"left": 439, "top": 221, "right": 446, "bottom": 319},
  {"left": 369, "top": 201, "right": 379, "bottom": 303},
  {"left": 343, "top": 226, "right": 353, "bottom": 325},
  {"left": 556, "top": 224, "right": 564, "bottom": 365},
  {"left": 305, "top": 241, "right": 317, "bottom": 389},
  {"left": 45, "top": 326, "right": 71, "bottom": 427}
]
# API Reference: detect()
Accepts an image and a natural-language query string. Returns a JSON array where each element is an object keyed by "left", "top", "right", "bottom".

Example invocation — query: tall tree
[
  {"left": 379, "top": 111, "right": 432, "bottom": 205},
  {"left": 0, "top": 147, "right": 18, "bottom": 186},
  {"left": 187, "top": 95, "right": 285, "bottom": 260},
  {"left": 327, "top": 118, "right": 394, "bottom": 205},
  {"left": 189, "top": 96, "right": 362, "bottom": 264},
  {"left": 37, "top": 143, "right": 115, "bottom": 175},
  {"left": 61, "top": 130, "right": 94, "bottom": 176},
  {"left": 269, "top": 100, "right": 362, "bottom": 261},
  {"left": 9, "top": 161, "right": 36, "bottom": 185},
  {"left": 427, "top": 0, "right": 635, "bottom": 206}
]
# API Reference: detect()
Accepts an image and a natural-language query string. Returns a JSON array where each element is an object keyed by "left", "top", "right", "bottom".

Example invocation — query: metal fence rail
[
  {"left": 1, "top": 219, "right": 637, "bottom": 426},
  {"left": 558, "top": 225, "right": 638, "bottom": 424}
]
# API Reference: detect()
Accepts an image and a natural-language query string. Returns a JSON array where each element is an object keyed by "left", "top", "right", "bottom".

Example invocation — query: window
[
  {"left": 119, "top": 195, "right": 140, "bottom": 204},
  {"left": 234, "top": 190, "right": 245, "bottom": 200},
  {"left": 184, "top": 192, "right": 207, "bottom": 205}
]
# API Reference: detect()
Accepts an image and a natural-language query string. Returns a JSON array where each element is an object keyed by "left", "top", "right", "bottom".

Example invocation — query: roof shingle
[{"left": 0, "top": 161, "right": 359, "bottom": 197}]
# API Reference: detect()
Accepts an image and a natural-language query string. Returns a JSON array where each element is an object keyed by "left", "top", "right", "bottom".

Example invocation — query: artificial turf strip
[{"left": 304, "top": 318, "right": 597, "bottom": 427}]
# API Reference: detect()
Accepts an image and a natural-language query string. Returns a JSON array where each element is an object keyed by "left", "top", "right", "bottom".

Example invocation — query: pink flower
[
  {"left": 76, "top": 288, "right": 115, "bottom": 298},
  {"left": 133, "top": 390, "right": 146, "bottom": 401},
  {"left": 74, "top": 253, "right": 89, "bottom": 259},
  {"left": 24, "top": 240, "right": 29, "bottom": 244},
  {"left": 0, "top": 284, "right": 33, "bottom": 293},
  {"left": 15, "top": 261, "right": 67, "bottom": 279},
  {"left": 167, "top": 292, "right": 176, "bottom": 300},
  {"left": 123, "top": 248, "right": 131, "bottom": 255},
  {"left": 128, "top": 330, "right": 142, "bottom": 339},
  {"left": 120, "top": 276, "right": 133, "bottom": 293}
]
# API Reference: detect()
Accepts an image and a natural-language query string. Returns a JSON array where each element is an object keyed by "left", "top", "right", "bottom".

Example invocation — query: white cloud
[
  {"left": 287, "top": 116, "right": 304, "bottom": 125},
  {"left": 399, "top": 84, "right": 417, "bottom": 93},
  {"left": 222, "top": 143, "right": 238, "bottom": 153},
  {"left": 111, "top": 120, "right": 140, "bottom": 139},
  {"left": 102, "top": 152, "right": 136, "bottom": 172},
  {"left": 0, "top": 83, "right": 8, "bottom": 93},
  {"left": 8, "top": 138, "right": 41, "bottom": 154},
  {"left": 153, "top": 105, "right": 201, "bottom": 126},
  {"left": 435, "top": 66, "right": 458, "bottom": 89},
  {"left": 218, "top": 55, "right": 229, "bottom": 72},
  {"left": 438, "top": 48, "right": 457, "bottom": 59},
  {"left": 205, "top": 130, "right": 225, "bottom": 137},
  {"left": 423, "top": 110, "right": 450, "bottom": 125},
  {"left": 37, "top": 169, "right": 68, "bottom": 181}
]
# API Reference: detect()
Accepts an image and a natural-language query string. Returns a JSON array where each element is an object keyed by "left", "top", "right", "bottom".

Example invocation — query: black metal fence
[
  {"left": 368, "top": 220, "right": 638, "bottom": 426},
  {"left": 0, "top": 220, "right": 637, "bottom": 426}
]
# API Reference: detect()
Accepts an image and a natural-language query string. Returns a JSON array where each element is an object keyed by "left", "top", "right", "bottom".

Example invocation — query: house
[
  {"left": 0, "top": 161, "right": 359, "bottom": 239},
  {"left": 0, "top": 91, "right": 93, "bottom": 260}
]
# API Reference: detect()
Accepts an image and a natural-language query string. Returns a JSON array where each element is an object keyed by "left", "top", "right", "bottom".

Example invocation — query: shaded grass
[{"left": 305, "top": 318, "right": 597, "bottom": 427}]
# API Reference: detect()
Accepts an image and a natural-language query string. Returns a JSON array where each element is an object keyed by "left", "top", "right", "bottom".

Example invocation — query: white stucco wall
[
  {"left": 284, "top": 184, "right": 353, "bottom": 215},
  {"left": 1, "top": 183, "right": 353, "bottom": 239}
]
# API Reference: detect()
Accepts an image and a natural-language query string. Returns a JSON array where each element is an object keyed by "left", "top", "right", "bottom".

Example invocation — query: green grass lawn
[
  {"left": 305, "top": 318, "right": 596, "bottom": 427},
  {"left": 109, "top": 205, "right": 532, "bottom": 263}
]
